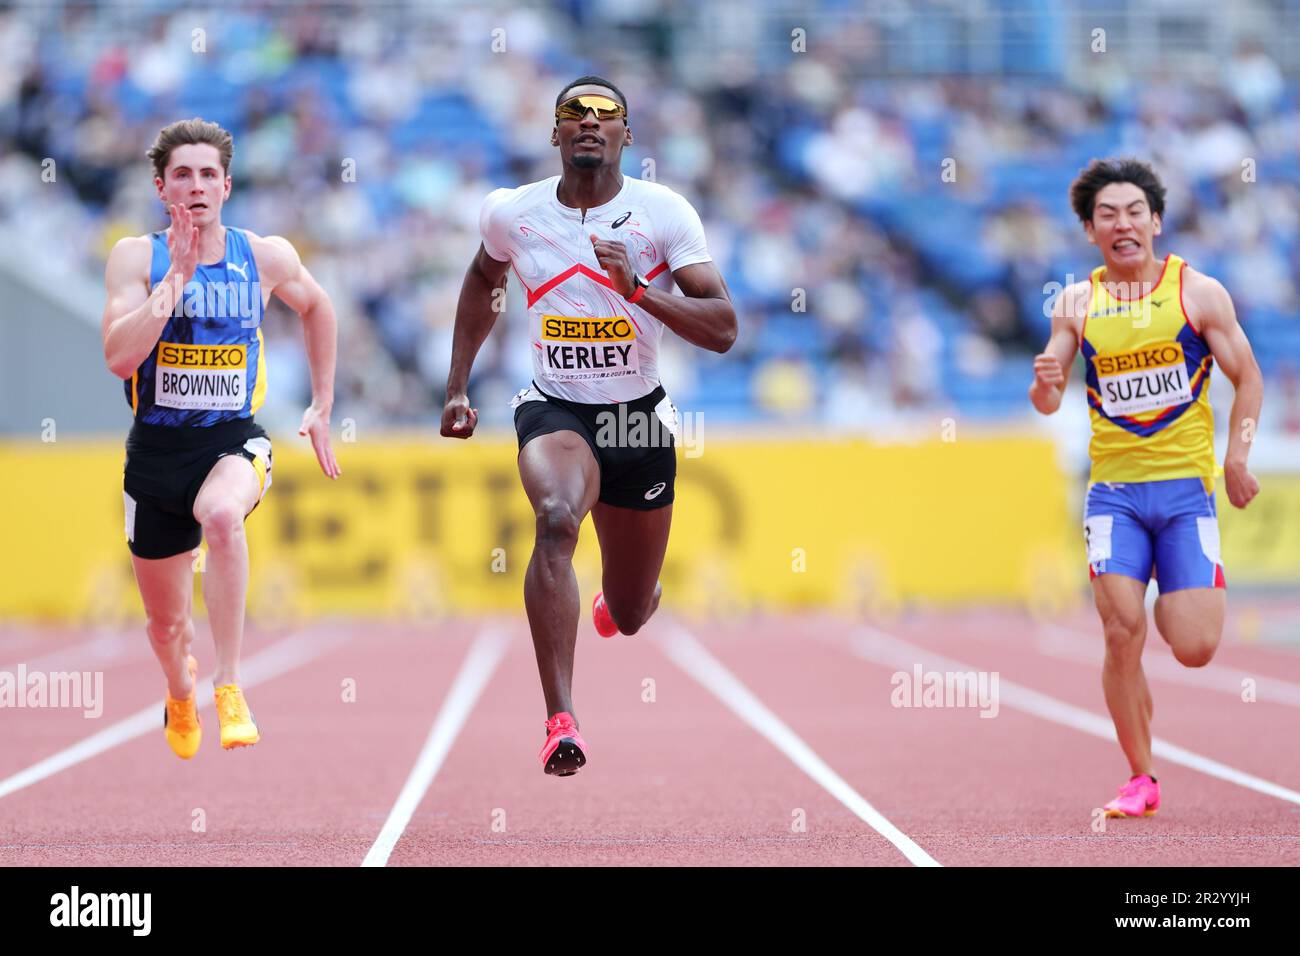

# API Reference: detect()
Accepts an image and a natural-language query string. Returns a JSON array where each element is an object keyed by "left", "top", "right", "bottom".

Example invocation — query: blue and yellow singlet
[
  {"left": 1080, "top": 253, "right": 1216, "bottom": 484},
  {"left": 125, "top": 226, "right": 266, "bottom": 427}
]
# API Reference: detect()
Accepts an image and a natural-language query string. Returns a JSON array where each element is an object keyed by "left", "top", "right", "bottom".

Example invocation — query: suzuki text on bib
[{"left": 1095, "top": 342, "right": 1192, "bottom": 417}]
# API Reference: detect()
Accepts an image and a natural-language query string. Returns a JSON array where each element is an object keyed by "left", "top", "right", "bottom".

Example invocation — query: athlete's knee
[
  {"left": 1171, "top": 632, "right": 1219, "bottom": 668},
  {"left": 1100, "top": 611, "right": 1145, "bottom": 665},
  {"left": 146, "top": 612, "right": 190, "bottom": 648},
  {"left": 534, "top": 498, "right": 582, "bottom": 554},
  {"left": 1154, "top": 595, "right": 1222, "bottom": 668},
  {"left": 605, "top": 593, "right": 653, "bottom": 635},
  {"left": 196, "top": 499, "right": 246, "bottom": 547}
]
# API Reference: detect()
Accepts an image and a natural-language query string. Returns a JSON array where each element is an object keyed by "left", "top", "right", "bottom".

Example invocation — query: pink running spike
[
  {"left": 539, "top": 711, "right": 588, "bottom": 777},
  {"left": 1103, "top": 774, "right": 1160, "bottom": 818},
  {"left": 592, "top": 591, "right": 618, "bottom": 638}
]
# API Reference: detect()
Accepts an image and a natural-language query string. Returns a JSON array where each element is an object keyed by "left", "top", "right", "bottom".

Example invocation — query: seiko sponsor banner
[
  {"left": 1095, "top": 342, "right": 1192, "bottom": 417},
  {"left": 155, "top": 341, "right": 247, "bottom": 411},
  {"left": 539, "top": 315, "right": 638, "bottom": 381},
  {"left": 0, "top": 435, "right": 1080, "bottom": 619}
]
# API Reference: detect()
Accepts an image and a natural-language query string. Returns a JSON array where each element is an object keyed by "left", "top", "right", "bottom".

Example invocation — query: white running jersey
[{"left": 480, "top": 175, "right": 712, "bottom": 403}]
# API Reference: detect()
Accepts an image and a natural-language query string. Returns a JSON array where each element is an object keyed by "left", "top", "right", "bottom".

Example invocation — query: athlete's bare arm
[
  {"left": 102, "top": 203, "right": 198, "bottom": 379},
  {"left": 1030, "top": 279, "right": 1089, "bottom": 415},
  {"left": 1183, "top": 269, "right": 1262, "bottom": 509},
  {"left": 249, "top": 232, "right": 340, "bottom": 479},
  {"left": 589, "top": 235, "right": 736, "bottom": 353},
  {"left": 441, "top": 245, "right": 510, "bottom": 439}
]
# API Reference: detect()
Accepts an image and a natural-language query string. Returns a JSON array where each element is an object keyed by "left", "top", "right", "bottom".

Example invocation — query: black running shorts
[
  {"left": 512, "top": 382, "right": 677, "bottom": 511},
  {"left": 122, "top": 417, "right": 273, "bottom": 560}
]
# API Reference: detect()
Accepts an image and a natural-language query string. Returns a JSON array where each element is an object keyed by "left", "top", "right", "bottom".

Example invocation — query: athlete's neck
[
  {"left": 1101, "top": 251, "right": 1164, "bottom": 290},
  {"left": 556, "top": 166, "right": 623, "bottom": 217}
]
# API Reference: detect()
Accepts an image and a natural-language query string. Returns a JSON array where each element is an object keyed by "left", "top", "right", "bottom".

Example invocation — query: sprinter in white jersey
[{"left": 442, "top": 76, "right": 737, "bottom": 776}]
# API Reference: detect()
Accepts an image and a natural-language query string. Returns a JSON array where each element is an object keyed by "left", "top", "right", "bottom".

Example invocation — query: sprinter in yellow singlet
[{"left": 1030, "top": 159, "right": 1264, "bottom": 819}]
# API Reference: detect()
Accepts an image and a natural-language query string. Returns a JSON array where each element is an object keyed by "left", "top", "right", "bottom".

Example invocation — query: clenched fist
[
  {"left": 1224, "top": 458, "right": 1260, "bottom": 509},
  {"left": 589, "top": 234, "right": 635, "bottom": 297},
  {"left": 441, "top": 394, "right": 478, "bottom": 439},
  {"left": 1033, "top": 352, "right": 1065, "bottom": 390}
]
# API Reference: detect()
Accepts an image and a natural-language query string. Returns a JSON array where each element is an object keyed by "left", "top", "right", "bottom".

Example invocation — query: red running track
[{"left": 2, "top": 599, "right": 1298, "bottom": 866}]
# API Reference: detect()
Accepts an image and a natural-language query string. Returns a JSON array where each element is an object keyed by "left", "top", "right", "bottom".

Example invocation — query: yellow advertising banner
[{"left": 2, "top": 433, "right": 1092, "bottom": 623}]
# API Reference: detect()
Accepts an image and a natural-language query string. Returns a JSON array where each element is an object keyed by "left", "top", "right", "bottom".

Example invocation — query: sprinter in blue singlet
[{"left": 101, "top": 118, "right": 341, "bottom": 759}]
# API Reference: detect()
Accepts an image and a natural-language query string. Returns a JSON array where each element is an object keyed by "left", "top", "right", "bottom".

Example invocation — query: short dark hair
[
  {"left": 148, "top": 117, "right": 233, "bottom": 181},
  {"left": 555, "top": 75, "right": 628, "bottom": 114},
  {"left": 1069, "top": 158, "right": 1166, "bottom": 223}
]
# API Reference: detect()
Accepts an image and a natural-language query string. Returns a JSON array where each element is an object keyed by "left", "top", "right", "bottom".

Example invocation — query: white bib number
[
  {"left": 1095, "top": 342, "right": 1193, "bottom": 417},
  {"left": 538, "top": 315, "right": 639, "bottom": 382},
  {"left": 154, "top": 341, "right": 247, "bottom": 411}
]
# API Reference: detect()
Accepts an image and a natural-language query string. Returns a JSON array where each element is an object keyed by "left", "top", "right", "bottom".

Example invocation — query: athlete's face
[
  {"left": 1085, "top": 182, "right": 1161, "bottom": 268},
  {"left": 551, "top": 84, "right": 632, "bottom": 170},
  {"left": 155, "top": 143, "right": 231, "bottom": 229}
]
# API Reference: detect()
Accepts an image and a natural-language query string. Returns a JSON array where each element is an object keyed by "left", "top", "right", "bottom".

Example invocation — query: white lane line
[
  {"left": 658, "top": 625, "right": 941, "bottom": 867},
  {"left": 1037, "top": 623, "right": 1300, "bottom": 708},
  {"left": 361, "top": 627, "right": 511, "bottom": 868},
  {"left": 844, "top": 626, "right": 1300, "bottom": 808},
  {"left": 0, "top": 627, "right": 350, "bottom": 801}
]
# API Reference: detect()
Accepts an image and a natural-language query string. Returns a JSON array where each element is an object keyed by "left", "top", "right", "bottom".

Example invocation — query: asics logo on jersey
[
  {"left": 644, "top": 482, "right": 666, "bottom": 500},
  {"left": 227, "top": 261, "right": 250, "bottom": 280},
  {"left": 611, "top": 211, "right": 632, "bottom": 229}
]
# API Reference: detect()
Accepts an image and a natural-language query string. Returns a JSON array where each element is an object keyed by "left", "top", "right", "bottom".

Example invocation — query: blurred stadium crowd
[{"left": 2, "top": 1, "right": 1298, "bottom": 434}]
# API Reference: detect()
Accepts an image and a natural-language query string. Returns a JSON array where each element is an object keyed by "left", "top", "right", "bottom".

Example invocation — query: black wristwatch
[{"left": 627, "top": 272, "right": 650, "bottom": 304}]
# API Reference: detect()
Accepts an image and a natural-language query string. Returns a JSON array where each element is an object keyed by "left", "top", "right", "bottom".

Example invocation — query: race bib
[
  {"left": 1094, "top": 342, "right": 1193, "bottom": 417},
  {"left": 538, "top": 315, "right": 639, "bottom": 382},
  {"left": 155, "top": 341, "right": 247, "bottom": 411}
]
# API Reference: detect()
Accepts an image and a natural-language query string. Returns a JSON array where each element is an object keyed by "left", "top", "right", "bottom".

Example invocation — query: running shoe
[
  {"left": 539, "top": 711, "right": 587, "bottom": 776},
  {"left": 1103, "top": 773, "right": 1160, "bottom": 818},
  {"left": 592, "top": 591, "right": 618, "bottom": 638},
  {"left": 214, "top": 683, "right": 260, "bottom": 749},
  {"left": 163, "top": 655, "right": 202, "bottom": 760}
]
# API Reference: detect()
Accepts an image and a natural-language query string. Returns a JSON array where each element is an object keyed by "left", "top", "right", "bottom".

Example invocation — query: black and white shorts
[
  {"left": 122, "top": 417, "right": 273, "bottom": 560},
  {"left": 511, "top": 382, "right": 677, "bottom": 511}
]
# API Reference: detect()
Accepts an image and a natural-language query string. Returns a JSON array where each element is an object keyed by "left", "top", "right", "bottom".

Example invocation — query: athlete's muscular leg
[
  {"left": 591, "top": 502, "right": 672, "bottom": 635},
  {"left": 193, "top": 455, "right": 262, "bottom": 688},
  {"left": 132, "top": 551, "right": 198, "bottom": 700},
  {"left": 1154, "top": 589, "right": 1224, "bottom": 668},
  {"left": 518, "top": 431, "right": 601, "bottom": 721},
  {"left": 1094, "top": 574, "right": 1154, "bottom": 776}
]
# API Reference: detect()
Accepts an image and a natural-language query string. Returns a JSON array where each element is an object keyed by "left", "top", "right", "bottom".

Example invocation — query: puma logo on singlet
[{"left": 227, "top": 261, "right": 249, "bottom": 280}]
